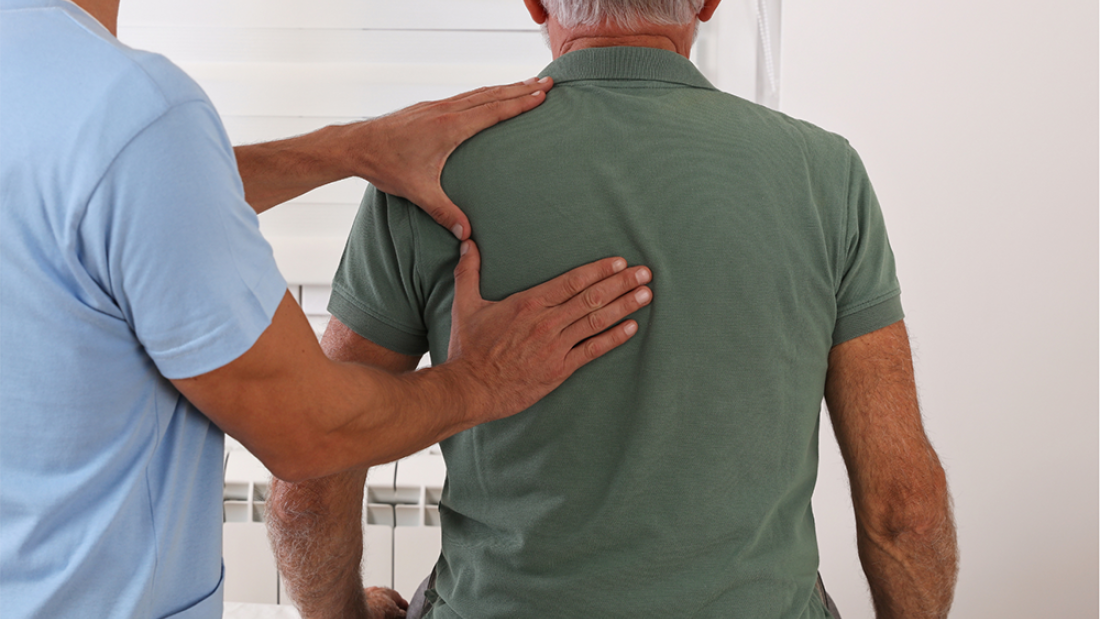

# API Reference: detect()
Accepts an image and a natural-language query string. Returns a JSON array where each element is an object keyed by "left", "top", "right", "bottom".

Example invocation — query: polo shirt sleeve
[
  {"left": 328, "top": 187, "right": 433, "bottom": 357},
  {"left": 831, "top": 145, "right": 904, "bottom": 345},
  {"left": 87, "top": 99, "right": 287, "bottom": 379}
]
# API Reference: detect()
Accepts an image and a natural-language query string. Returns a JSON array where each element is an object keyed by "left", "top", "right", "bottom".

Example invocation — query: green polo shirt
[{"left": 330, "top": 46, "right": 902, "bottom": 618}]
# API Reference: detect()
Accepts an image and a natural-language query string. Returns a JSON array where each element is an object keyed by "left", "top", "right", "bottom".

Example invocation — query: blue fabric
[{"left": 0, "top": 1, "right": 287, "bottom": 617}]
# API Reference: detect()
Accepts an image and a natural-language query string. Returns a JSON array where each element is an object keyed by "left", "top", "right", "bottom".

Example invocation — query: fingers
[
  {"left": 364, "top": 587, "right": 409, "bottom": 617},
  {"left": 528, "top": 256, "right": 631, "bottom": 308},
  {"left": 560, "top": 278, "right": 652, "bottom": 345},
  {"left": 440, "top": 77, "right": 554, "bottom": 140},
  {"left": 446, "top": 77, "right": 554, "bottom": 113},
  {"left": 557, "top": 265, "right": 652, "bottom": 331},
  {"left": 555, "top": 266, "right": 652, "bottom": 373},
  {"left": 563, "top": 320, "right": 641, "bottom": 375}
]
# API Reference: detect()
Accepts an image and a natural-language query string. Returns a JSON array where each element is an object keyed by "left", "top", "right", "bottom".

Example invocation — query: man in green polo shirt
[{"left": 266, "top": 1, "right": 958, "bottom": 617}]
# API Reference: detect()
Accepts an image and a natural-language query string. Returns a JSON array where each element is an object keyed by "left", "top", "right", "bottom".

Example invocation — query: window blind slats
[
  {"left": 120, "top": 0, "right": 535, "bottom": 30},
  {"left": 184, "top": 62, "right": 544, "bottom": 118},
  {"left": 121, "top": 28, "right": 546, "bottom": 65}
]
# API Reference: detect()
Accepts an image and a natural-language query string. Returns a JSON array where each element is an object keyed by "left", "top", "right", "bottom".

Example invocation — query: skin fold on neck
[{"left": 71, "top": 0, "right": 120, "bottom": 36}]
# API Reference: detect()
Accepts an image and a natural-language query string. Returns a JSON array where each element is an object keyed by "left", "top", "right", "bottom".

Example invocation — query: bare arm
[
  {"left": 171, "top": 241, "right": 652, "bottom": 482},
  {"left": 234, "top": 78, "right": 552, "bottom": 239},
  {"left": 267, "top": 323, "right": 421, "bottom": 619},
  {"left": 824, "top": 320, "right": 958, "bottom": 618}
]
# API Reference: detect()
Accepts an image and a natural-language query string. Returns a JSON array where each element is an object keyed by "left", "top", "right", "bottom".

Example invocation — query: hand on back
[{"left": 446, "top": 240, "right": 652, "bottom": 424}]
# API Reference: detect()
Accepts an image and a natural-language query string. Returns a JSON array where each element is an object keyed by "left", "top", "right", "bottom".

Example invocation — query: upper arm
[
  {"left": 321, "top": 317, "right": 421, "bottom": 372},
  {"left": 92, "top": 100, "right": 287, "bottom": 381},
  {"left": 170, "top": 291, "right": 345, "bottom": 477},
  {"left": 824, "top": 320, "right": 947, "bottom": 531}
]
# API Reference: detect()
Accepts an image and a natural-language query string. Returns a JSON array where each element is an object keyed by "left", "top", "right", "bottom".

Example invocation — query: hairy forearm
[
  {"left": 178, "top": 296, "right": 482, "bottom": 483},
  {"left": 234, "top": 124, "right": 363, "bottom": 214},
  {"left": 824, "top": 322, "right": 958, "bottom": 618},
  {"left": 856, "top": 467, "right": 959, "bottom": 618},
  {"left": 252, "top": 358, "right": 482, "bottom": 482},
  {"left": 309, "top": 360, "right": 485, "bottom": 472},
  {"left": 267, "top": 471, "right": 370, "bottom": 619}
]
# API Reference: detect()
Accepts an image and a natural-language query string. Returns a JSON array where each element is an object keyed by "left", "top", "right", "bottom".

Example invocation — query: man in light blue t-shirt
[{"left": 0, "top": 1, "right": 655, "bottom": 617}]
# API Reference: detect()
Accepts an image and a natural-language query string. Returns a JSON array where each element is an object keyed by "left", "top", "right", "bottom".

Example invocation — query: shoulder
[
  {"left": 13, "top": 1, "right": 211, "bottom": 112},
  {"left": 104, "top": 29, "right": 211, "bottom": 112},
  {"left": 744, "top": 100, "right": 853, "bottom": 163},
  {"left": 3, "top": 2, "right": 223, "bottom": 181}
]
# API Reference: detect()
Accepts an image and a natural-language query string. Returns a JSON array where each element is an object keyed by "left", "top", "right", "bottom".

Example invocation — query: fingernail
[
  {"left": 612, "top": 258, "right": 627, "bottom": 272},
  {"left": 636, "top": 268, "right": 651, "bottom": 284},
  {"left": 460, "top": 240, "right": 470, "bottom": 255},
  {"left": 523, "top": 77, "right": 538, "bottom": 85},
  {"left": 451, "top": 224, "right": 463, "bottom": 239},
  {"left": 624, "top": 322, "right": 638, "bottom": 336},
  {"left": 531, "top": 90, "right": 544, "bottom": 97},
  {"left": 635, "top": 288, "right": 652, "bottom": 304},
  {"left": 539, "top": 76, "right": 551, "bottom": 83}
]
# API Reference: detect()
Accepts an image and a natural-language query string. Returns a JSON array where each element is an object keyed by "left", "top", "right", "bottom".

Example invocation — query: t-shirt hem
[
  {"left": 154, "top": 264, "right": 287, "bottom": 380},
  {"left": 328, "top": 288, "right": 429, "bottom": 357},
  {"left": 162, "top": 566, "right": 223, "bottom": 618},
  {"left": 832, "top": 293, "right": 904, "bottom": 346}
]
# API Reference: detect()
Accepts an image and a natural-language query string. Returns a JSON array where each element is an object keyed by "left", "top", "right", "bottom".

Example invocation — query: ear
[
  {"left": 698, "top": 0, "right": 722, "bottom": 22},
  {"left": 523, "top": 0, "right": 549, "bottom": 25}
]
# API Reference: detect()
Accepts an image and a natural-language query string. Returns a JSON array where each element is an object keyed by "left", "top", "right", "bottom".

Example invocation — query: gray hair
[{"left": 542, "top": 0, "right": 707, "bottom": 28}]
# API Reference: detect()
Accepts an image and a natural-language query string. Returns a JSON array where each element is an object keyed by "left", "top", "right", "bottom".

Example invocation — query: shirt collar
[{"left": 538, "top": 46, "right": 717, "bottom": 91}]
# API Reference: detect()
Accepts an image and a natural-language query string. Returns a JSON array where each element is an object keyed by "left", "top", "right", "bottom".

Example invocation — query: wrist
[
  {"left": 420, "top": 359, "right": 497, "bottom": 433},
  {"left": 303, "top": 122, "right": 360, "bottom": 183},
  {"left": 328, "top": 120, "right": 381, "bottom": 185}
]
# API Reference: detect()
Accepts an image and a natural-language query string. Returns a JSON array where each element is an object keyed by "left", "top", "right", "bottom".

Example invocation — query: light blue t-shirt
[{"left": 0, "top": 1, "right": 287, "bottom": 617}]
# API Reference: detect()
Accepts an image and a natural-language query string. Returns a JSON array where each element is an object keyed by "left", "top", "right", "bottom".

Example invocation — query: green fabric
[{"left": 330, "top": 46, "right": 902, "bottom": 618}]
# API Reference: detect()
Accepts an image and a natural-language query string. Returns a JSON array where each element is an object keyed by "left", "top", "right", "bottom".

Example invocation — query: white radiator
[{"left": 222, "top": 439, "right": 446, "bottom": 606}]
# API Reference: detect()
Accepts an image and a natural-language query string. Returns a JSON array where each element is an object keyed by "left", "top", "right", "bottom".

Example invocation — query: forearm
[
  {"left": 267, "top": 471, "right": 370, "bottom": 619},
  {"left": 291, "top": 359, "right": 485, "bottom": 477},
  {"left": 243, "top": 357, "right": 482, "bottom": 482},
  {"left": 824, "top": 321, "right": 958, "bottom": 618},
  {"left": 176, "top": 294, "right": 483, "bottom": 482},
  {"left": 856, "top": 469, "right": 959, "bottom": 618},
  {"left": 234, "top": 123, "right": 363, "bottom": 214}
]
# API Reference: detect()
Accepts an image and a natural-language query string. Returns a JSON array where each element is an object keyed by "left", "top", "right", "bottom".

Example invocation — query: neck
[
  {"left": 72, "top": 0, "right": 120, "bottom": 36},
  {"left": 546, "top": 18, "right": 696, "bottom": 60}
]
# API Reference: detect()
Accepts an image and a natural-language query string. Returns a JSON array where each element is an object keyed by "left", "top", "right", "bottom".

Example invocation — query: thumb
[
  {"left": 419, "top": 188, "right": 472, "bottom": 241},
  {"left": 451, "top": 239, "right": 484, "bottom": 321}
]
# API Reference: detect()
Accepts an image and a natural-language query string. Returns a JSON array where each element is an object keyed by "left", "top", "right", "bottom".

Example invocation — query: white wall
[{"left": 781, "top": 1, "right": 1099, "bottom": 616}]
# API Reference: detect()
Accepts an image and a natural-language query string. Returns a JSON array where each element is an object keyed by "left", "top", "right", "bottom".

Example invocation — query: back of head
[{"left": 542, "top": 0, "right": 706, "bottom": 28}]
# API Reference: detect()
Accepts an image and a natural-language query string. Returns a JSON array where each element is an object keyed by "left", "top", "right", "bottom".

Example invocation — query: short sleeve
[
  {"left": 328, "top": 187, "right": 432, "bottom": 356},
  {"left": 85, "top": 100, "right": 287, "bottom": 379},
  {"left": 832, "top": 145, "right": 904, "bottom": 345}
]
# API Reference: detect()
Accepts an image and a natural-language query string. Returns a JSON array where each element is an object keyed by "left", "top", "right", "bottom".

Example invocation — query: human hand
[
  {"left": 364, "top": 586, "right": 408, "bottom": 619},
  {"left": 345, "top": 78, "right": 553, "bottom": 240},
  {"left": 446, "top": 240, "right": 652, "bottom": 424}
]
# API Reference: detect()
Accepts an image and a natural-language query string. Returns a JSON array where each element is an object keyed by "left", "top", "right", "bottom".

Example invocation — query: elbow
[
  {"left": 265, "top": 462, "right": 314, "bottom": 485},
  {"left": 249, "top": 440, "right": 334, "bottom": 484},
  {"left": 261, "top": 452, "right": 333, "bottom": 484},
  {"left": 859, "top": 462, "right": 953, "bottom": 543}
]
